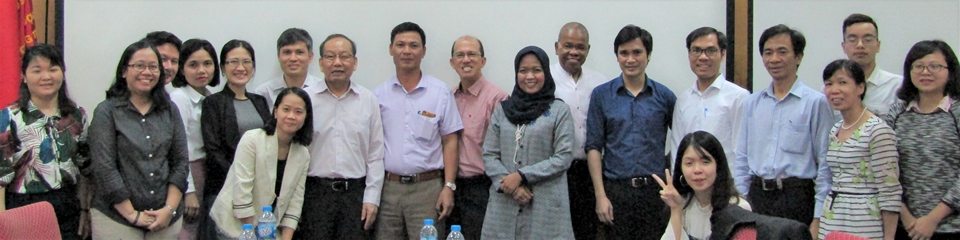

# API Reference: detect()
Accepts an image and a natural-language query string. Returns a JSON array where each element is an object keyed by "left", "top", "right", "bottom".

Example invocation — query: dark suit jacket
[
  {"left": 200, "top": 88, "right": 271, "bottom": 195},
  {"left": 711, "top": 205, "right": 812, "bottom": 240}
]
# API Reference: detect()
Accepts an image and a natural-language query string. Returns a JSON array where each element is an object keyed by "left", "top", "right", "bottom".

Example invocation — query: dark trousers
[
  {"left": 293, "top": 177, "right": 371, "bottom": 240},
  {"left": 6, "top": 184, "right": 81, "bottom": 240},
  {"left": 568, "top": 160, "right": 598, "bottom": 240},
  {"left": 747, "top": 177, "right": 815, "bottom": 225},
  {"left": 602, "top": 178, "right": 667, "bottom": 240},
  {"left": 448, "top": 175, "right": 491, "bottom": 239}
]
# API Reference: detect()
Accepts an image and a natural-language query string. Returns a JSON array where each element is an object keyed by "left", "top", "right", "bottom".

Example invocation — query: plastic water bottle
[
  {"left": 419, "top": 219, "right": 438, "bottom": 240},
  {"left": 257, "top": 206, "right": 277, "bottom": 240},
  {"left": 238, "top": 223, "right": 256, "bottom": 240},
  {"left": 446, "top": 225, "right": 464, "bottom": 240}
]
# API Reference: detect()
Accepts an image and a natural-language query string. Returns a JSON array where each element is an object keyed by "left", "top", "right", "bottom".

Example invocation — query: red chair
[
  {"left": 0, "top": 201, "right": 62, "bottom": 240},
  {"left": 730, "top": 225, "right": 757, "bottom": 240},
  {"left": 824, "top": 231, "right": 870, "bottom": 240}
]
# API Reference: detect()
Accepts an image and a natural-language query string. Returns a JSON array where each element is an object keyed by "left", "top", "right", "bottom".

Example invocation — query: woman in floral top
[{"left": 0, "top": 44, "right": 87, "bottom": 240}]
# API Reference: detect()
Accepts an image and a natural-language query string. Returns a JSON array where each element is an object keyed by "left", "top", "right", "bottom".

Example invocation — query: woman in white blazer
[{"left": 208, "top": 87, "right": 314, "bottom": 239}]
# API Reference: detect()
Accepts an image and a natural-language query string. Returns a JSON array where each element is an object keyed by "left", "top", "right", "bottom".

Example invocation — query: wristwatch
[
  {"left": 445, "top": 182, "right": 457, "bottom": 191},
  {"left": 164, "top": 205, "right": 177, "bottom": 215}
]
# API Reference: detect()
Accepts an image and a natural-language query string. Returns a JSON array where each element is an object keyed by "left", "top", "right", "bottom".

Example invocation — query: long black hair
[
  {"left": 105, "top": 39, "right": 170, "bottom": 110},
  {"left": 16, "top": 44, "right": 77, "bottom": 116},
  {"left": 672, "top": 131, "right": 740, "bottom": 211},
  {"left": 262, "top": 87, "right": 313, "bottom": 146}
]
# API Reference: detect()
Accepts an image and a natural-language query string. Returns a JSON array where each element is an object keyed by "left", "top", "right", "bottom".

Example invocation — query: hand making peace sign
[{"left": 652, "top": 169, "right": 685, "bottom": 210}]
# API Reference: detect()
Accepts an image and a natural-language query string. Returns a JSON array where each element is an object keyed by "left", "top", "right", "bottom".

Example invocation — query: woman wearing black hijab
[{"left": 481, "top": 46, "right": 575, "bottom": 239}]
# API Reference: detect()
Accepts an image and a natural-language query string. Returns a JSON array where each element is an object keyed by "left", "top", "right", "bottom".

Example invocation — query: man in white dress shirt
[
  {"left": 670, "top": 27, "right": 749, "bottom": 171},
  {"left": 295, "top": 34, "right": 384, "bottom": 239},
  {"left": 254, "top": 28, "right": 323, "bottom": 109},
  {"left": 841, "top": 13, "right": 902, "bottom": 115},
  {"left": 551, "top": 22, "right": 607, "bottom": 240}
]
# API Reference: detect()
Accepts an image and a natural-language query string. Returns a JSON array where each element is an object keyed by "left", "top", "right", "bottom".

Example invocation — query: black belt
[
  {"left": 608, "top": 175, "right": 661, "bottom": 188},
  {"left": 308, "top": 177, "right": 365, "bottom": 192},
  {"left": 751, "top": 176, "right": 814, "bottom": 191}
]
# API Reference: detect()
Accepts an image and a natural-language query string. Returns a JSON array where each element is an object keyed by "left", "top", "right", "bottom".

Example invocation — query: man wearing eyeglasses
[
  {"left": 447, "top": 35, "right": 508, "bottom": 240},
  {"left": 551, "top": 22, "right": 607, "bottom": 240},
  {"left": 254, "top": 28, "right": 322, "bottom": 109},
  {"left": 733, "top": 24, "right": 834, "bottom": 234},
  {"left": 842, "top": 13, "right": 903, "bottom": 115},
  {"left": 669, "top": 27, "right": 749, "bottom": 171},
  {"left": 294, "top": 34, "right": 385, "bottom": 240}
]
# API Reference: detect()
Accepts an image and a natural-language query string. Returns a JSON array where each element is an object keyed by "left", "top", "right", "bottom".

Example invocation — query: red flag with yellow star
[{"left": 0, "top": 0, "right": 36, "bottom": 106}]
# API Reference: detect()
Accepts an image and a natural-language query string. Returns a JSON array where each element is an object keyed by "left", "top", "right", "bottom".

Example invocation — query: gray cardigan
[
  {"left": 89, "top": 98, "right": 188, "bottom": 227},
  {"left": 481, "top": 100, "right": 575, "bottom": 239}
]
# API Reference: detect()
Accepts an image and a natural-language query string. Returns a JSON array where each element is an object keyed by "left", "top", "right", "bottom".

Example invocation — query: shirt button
[
  {"left": 150, "top": 173, "right": 154, "bottom": 177},
  {"left": 141, "top": 119, "right": 145, "bottom": 122},
  {"left": 150, "top": 191, "right": 155, "bottom": 194},
  {"left": 146, "top": 135, "right": 151, "bottom": 139},
  {"left": 148, "top": 154, "right": 153, "bottom": 158}
]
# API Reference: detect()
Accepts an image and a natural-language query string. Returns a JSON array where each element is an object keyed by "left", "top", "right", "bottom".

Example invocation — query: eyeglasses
[
  {"left": 127, "top": 63, "right": 160, "bottom": 72},
  {"left": 689, "top": 47, "right": 720, "bottom": 57},
  {"left": 844, "top": 35, "right": 878, "bottom": 45},
  {"left": 911, "top": 63, "right": 948, "bottom": 73},
  {"left": 225, "top": 59, "right": 254, "bottom": 67},
  {"left": 453, "top": 51, "right": 481, "bottom": 60},
  {"left": 322, "top": 53, "right": 354, "bottom": 62}
]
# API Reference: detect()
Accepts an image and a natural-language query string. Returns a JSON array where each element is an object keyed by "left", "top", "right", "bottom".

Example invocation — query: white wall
[
  {"left": 754, "top": 0, "right": 960, "bottom": 93},
  {"left": 66, "top": 1, "right": 960, "bottom": 113},
  {"left": 65, "top": 0, "right": 726, "bottom": 111}
]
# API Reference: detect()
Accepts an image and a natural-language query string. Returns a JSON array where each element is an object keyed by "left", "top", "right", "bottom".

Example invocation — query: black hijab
[{"left": 502, "top": 46, "right": 557, "bottom": 125}]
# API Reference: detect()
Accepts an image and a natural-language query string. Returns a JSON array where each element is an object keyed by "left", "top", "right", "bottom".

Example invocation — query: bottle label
[
  {"left": 420, "top": 237, "right": 437, "bottom": 240},
  {"left": 258, "top": 222, "right": 276, "bottom": 239}
]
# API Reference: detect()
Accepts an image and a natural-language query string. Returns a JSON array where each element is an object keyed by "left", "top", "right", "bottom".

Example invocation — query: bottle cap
[
  {"left": 424, "top": 219, "right": 434, "bottom": 225},
  {"left": 242, "top": 224, "right": 253, "bottom": 230},
  {"left": 451, "top": 225, "right": 461, "bottom": 231},
  {"left": 262, "top": 206, "right": 273, "bottom": 212}
]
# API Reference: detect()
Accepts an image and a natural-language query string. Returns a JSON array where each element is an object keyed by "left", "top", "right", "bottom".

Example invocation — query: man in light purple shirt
[
  {"left": 295, "top": 34, "right": 384, "bottom": 239},
  {"left": 551, "top": 22, "right": 606, "bottom": 240},
  {"left": 373, "top": 22, "right": 463, "bottom": 239},
  {"left": 448, "top": 35, "right": 508, "bottom": 240}
]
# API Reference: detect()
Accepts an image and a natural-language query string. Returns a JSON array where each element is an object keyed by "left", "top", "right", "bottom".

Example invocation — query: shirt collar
[
  {"left": 24, "top": 100, "right": 61, "bottom": 119},
  {"left": 456, "top": 76, "right": 488, "bottom": 97},
  {"left": 272, "top": 75, "right": 319, "bottom": 91},
  {"left": 316, "top": 80, "right": 359, "bottom": 97},
  {"left": 612, "top": 74, "right": 654, "bottom": 95},
  {"left": 390, "top": 75, "right": 427, "bottom": 93},
  {"left": 866, "top": 66, "right": 894, "bottom": 86},
  {"left": 184, "top": 87, "right": 206, "bottom": 104},
  {"left": 760, "top": 79, "right": 805, "bottom": 100},
  {"left": 689, "top": 74, "right": 726, "bottom": 95},
  {"left": 908, "top": 96, "right": 955, "bottom": 113}
]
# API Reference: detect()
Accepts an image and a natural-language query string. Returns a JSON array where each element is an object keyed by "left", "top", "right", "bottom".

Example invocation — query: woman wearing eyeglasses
[
  {"left": 481, "top": 46, "right": 575, "bottom": 239},
  {"left": 883, "top": 40, "right": 960, "bottom": 240},
  {"left": 168, "top": 38, "right": 222, "bottom": 239},
  {"left": 198, "top": 39, "right": 271, "bottom": 239},
  {"left": 88, "top": 39, "right": 188, "bottom": 239}
]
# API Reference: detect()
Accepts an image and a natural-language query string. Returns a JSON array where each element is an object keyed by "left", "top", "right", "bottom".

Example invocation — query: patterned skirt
[{"left": 818, "top": 191, "right": 884, "bottom": 239}]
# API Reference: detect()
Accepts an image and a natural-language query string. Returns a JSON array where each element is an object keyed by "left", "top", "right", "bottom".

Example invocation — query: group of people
[{"left": 1, "top": 12, "right": 959, "bottom": 240}]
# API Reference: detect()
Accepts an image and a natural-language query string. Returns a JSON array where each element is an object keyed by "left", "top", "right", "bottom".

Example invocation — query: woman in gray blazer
[
  {"left": 481, "top": 46, "right": 575, "bottom": 239},
  {"left": 209, "top": 87, "right": 314, "bottom": 240}
]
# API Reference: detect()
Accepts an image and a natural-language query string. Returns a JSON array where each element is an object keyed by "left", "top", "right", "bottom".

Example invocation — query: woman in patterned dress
[
  {"left": 0, "top": 44, "right": 87, "bottom": 239},
  {"left": 814, "top": 59, "right": 900, "bottom": 240}
]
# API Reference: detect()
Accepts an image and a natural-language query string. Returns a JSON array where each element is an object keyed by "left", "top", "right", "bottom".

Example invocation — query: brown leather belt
[{"left": 385, "top": 169, "right": 444, "bottom": 183}]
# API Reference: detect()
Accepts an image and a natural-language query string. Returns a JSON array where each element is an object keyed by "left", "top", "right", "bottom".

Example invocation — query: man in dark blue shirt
[{"left": 585, "top": 25, "right": 676, "bottom": 239}]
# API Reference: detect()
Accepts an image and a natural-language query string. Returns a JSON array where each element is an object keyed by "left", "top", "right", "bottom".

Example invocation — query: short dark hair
[
  {"left": 450, "top": 36, "right": 485, "bottom": 57},
  {"left": 16, "top": 44, "right": 77, "bottom": 116},
  {"left": 759, "top": 24, "right": 806, "bottom": 56},
  {"left": 262, "top": 87, "right": 314, "bottom": 146},
  {"left": 686, "top": 27, "right": 727, "bottom": 50},
  {"left": 897, "top": 40, "right": 960, "bottom": 103},
  {"left": 390, "top": 22, "right": 426, "bottom": 46},
  {"left": 319, "top": 34, "right": 357, "bottom": 56},
  {"left": 613, "top": 24, "right": 653, "bottom": 56},
  {"left": 172, "top": 39, "right": 221, "bottom": 88},
  {"left": 842, "top": 13, "right": 878, "bottom": 37},
  {"left": 220, "top": 39, "right": 256, "bottom": 69},
  {"left": 144, "top": 31, "right": 181, "bottom": 51},
  {"left": 276, "top": 28, "right": 313, "bottom": 54},
  {"left": 823, "top": 59, "right": 867, "bottom": 100},
  {"left": 672, "top": 131, "right": 740, "bottom": 211},
  {"left": 105, "top": 40, "right": 170, "bottom": 110}
]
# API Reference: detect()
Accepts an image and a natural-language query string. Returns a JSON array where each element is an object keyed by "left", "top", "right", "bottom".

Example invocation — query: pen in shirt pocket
[{"left": 418, "top": 110, "right": 437, "bottom": 118}]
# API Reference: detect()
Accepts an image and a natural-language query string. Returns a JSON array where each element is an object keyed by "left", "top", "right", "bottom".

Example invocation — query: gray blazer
[{"left": 481, "top": 100, "right": 575, "bottom": 239}]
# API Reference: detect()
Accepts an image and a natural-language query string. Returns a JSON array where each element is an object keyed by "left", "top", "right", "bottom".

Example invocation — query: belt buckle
[
  {"left": 761, "top": 178, "right": 783, "bottom": 191},
  {"left": 331, "top": 181, "right": 348, "bottom": 192},
  {"left": 630, "top": 177, "right": 647, "bottom": 188},
  {"left": 399, "top": 175, "right": 414, "bottom": 183}
]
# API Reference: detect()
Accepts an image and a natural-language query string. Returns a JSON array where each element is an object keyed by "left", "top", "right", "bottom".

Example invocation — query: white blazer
[{"left": 209, "top": 129, "right": 310, "bottom": 237}]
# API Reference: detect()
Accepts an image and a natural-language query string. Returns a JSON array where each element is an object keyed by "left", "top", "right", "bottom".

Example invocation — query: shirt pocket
[
  {"left": 704, "top": 107, "right": 731, "bottom": 136},
  {"left": 413, "top": 115, "right": 440, "bottom": 142},
  {"left": 779, "top": 121, "right": 811, "bottom": 154}
]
